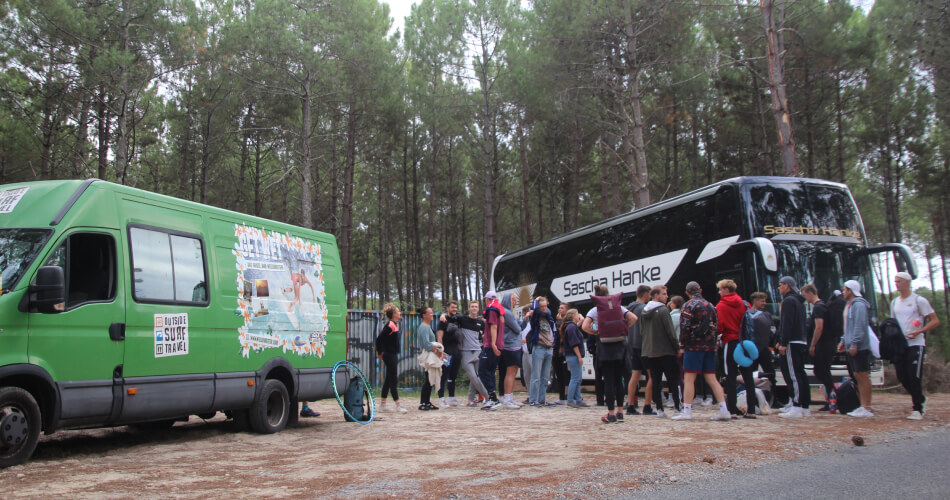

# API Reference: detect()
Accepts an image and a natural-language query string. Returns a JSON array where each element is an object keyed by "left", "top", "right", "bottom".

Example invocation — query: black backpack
[
  {"left": 835, "top": 379, "right": 860, "bottom": 414},
  {"left": 878, "top": 318, "right": 907, "bottom": 362}
]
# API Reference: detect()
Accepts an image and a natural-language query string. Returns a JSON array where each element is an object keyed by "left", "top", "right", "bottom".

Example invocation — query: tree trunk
[
  {"left": 761, "top": 0, "right": 799, "bottom": 177},
  {"left": 518, "top": 115, "right": 533, "bottom": 245},
  {"left": 624, "top": 0, "right": 650, "bottom": 208},
  {"left": 97, "top": 84, "right": 110, "bottom": 181},
  {"left": 341, "top": 102, "right": 358, "bottom": 307},
  {"left": 299, "top": 72, "right": 314, "bottom": 228}
]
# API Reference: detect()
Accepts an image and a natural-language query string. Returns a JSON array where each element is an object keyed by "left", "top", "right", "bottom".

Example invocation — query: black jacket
[{"left": 778, "top": 291, "right": 807, "bottom": 345}]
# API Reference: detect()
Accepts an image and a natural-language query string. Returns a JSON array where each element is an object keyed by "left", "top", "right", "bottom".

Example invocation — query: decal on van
[
  {"left": 0, "top": 187, "right": 28, "bottom": 213},
  {"left": 232, "top": 224, "right": 330, "bottom": 358},
  {"left": 155, "top": 313, "right": 189, "bottom": 357}
]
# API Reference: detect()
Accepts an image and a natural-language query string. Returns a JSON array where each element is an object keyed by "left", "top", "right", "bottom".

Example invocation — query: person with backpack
[
  {"left": 673, "top": 281, "right": 731, "bottom": 421},
  {"left": 625, "top": 285, "right": 653, "bottom": 415},
  {"left": 839, "top": 280, "right": 874, "bottom": 418},
  {"left": 478, "top": 291, "right": 505, "bottom": 411},
  {"left": 747, "top": 292, "right": 775, "bottom": 390},
  {"left": 526, "top": 296, "right": 558, "bottom": 407},
  {"left": 802, "top": 284, "right": 835, "bottom": 412},
  {"left": 777, "top": 276, "right": 810, "bottom": 419},
  {"left": 582, "top": 284, "right": 638, "bottom": 423},
  {"left": 641, "top": 285, "right": 682, "bottom": 417},
  {"left": 891, "top": 271, "right": 940, "bottom": 420},
  {"left": 716, "top": 279, "right": 757, "bottom": 418}
]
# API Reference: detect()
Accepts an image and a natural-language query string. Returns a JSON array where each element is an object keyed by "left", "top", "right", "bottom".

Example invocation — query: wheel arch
[{"left": 0, "top": 364, "right": 60, "bottom": 434}]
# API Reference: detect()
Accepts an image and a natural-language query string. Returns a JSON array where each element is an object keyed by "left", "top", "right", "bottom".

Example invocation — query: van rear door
[{"left": 27, "top": 229, "right": 125, "bottom": 426}]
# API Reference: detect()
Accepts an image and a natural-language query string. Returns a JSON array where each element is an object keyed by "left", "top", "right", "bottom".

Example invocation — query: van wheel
[
  {"left": 0, "top": 387, "right": 42, "bottom": 468},
  {"left": 248, "top": 379, "right": 289, "bottom": 434}
]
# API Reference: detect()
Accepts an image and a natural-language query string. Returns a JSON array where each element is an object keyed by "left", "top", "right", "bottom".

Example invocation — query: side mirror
[{"left": 30, "top": 266, "right": 66, "bottom": 313}]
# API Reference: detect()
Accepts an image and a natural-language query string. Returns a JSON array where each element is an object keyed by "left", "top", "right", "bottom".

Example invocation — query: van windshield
[{"left": 0, "top": 229, "right": 53, "bottom": 292}]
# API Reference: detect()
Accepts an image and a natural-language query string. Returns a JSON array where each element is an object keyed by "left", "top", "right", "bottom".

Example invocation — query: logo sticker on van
[
  {"left": 232, "top": 225, "right": 330, "bottom": 358},
  {"left": 0, "top": 187, "right": 28, "bottom": 213},
  {"left": 155, "top": 313, "right": 189, "bottom": 357}
]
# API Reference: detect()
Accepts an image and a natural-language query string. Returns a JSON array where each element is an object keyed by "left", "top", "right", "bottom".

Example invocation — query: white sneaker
[
  {"left": 481, "top": 401, "right": 501, "bottom": 411},
  {"left": 907, "top": 410, "right": 923, "bottom": 420},
  {"left": 692, "top": 397, "right": 704, "bottom": 405},
  {"left": 778, "top": 407, "right": 803, "bottom": 419},
  {"left": 802, "top": 408, "right": 811, "bottom": 417},
  {"left": 664, "top": 396, "right": 675, "bottom": 408},
  {"left": 503, "top": 401, "right": 521, "bottom": 410},
  {"left": 702, "top": 397, "right": 713, "bottom": 407},
  {"left": 656, "top": 409, "right": 667, "bottom": 418},
  {"left": 395, "top": 405, "right": 408, "bottom": 413},
  {"left": 711, "top": 409, "right": 731, "bottom": 421},
  {"left": 672, "top": 411, "right": 692, "bottom": 420},
  {"left": 448, "top": 398, "right": 460, "bottom": 407},
  {"left": 378, "top": 402, "right": 393, "bottom": 412},
  {"left": 847, "top": 407, "right": 874, "bottom": 418},
  {"left": 439, "top": 398, "right": 450, "bottom": 408}
]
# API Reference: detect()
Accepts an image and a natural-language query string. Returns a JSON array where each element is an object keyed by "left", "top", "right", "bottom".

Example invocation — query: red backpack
[{"left": 591, "top": 293, "right": 626, "bottom": 343}]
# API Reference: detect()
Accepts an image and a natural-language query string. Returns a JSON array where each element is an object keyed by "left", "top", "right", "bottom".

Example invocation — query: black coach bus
[{"left": 491, "top": 177, "right": 915, "bottom": 386}]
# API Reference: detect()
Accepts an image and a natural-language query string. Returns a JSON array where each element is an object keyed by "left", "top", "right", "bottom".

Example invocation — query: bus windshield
[
  {"left": 0, "top": 228, "right": 53, "bottom": 292},
  {"left": 759, "top": 241, "right": 877, "bottom": 319},
  {"left": 745, "top": 182, "right": 865, "bottom": 243}
]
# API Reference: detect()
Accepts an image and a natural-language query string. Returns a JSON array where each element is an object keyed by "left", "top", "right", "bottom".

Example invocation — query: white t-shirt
[
  {"left": 891, "top": 293, "right": 935, "bottom": 347},
  {"left": 586, "top": 305, "right": 631, "bottom": 321}
]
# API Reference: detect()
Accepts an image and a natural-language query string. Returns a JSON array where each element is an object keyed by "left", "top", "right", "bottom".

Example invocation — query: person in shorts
[
  {"left": 839, "top": 280, "right": 874, "bottom": 418},
  {"left": 673, "top": 281, "right": 731, "bottom": 421}
]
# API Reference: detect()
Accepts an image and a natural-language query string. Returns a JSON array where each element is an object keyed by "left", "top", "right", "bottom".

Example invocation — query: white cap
[
  {"left": 843, "top": 280, "right": 862, "bottom": 297},
  {"left": 484, "top": 291, "right": 498, "bottom": 300},
  {"left": 895, "top": 271, "right": 913, "bottom": 282}
]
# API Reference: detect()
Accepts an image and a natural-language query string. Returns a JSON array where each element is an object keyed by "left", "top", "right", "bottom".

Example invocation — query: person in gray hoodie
[
  {"left": 640, "top": 286, "right": 681, "bottom": 417},
  {"left": 499, "top": 293, "right": 525, "bottom": 409},
  {"left": 838, "top": 280, "right": 874, "bottom": 417}
]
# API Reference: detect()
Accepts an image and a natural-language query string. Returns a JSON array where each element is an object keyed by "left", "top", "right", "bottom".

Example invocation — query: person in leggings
[
  {"left": 581, "top": 284, "right": 638, "bottom": 423},
  {"left": 375, "top": 303, "right": 407, "bottom": 413},
  {"left": 457, "top": 300, "right": 490, "bottom": 406},
  {"left": 437, "top": 301, "right": 462, "bottom": 407},
  {"left": 640, "top": 286, "right": 682, "bottom": 417}
]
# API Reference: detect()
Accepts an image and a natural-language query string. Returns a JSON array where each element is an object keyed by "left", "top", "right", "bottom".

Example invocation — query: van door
[
  {"left": 27, "top": 230, "right": 125, "bottom": 425},
  {"left": 119, "top": 224, "right": 214, "bottom": 420}
]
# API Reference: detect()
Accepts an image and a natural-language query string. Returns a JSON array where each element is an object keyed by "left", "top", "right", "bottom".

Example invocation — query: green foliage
[{"left": 0, "top": 0, "right": 947, "bottom": 309}]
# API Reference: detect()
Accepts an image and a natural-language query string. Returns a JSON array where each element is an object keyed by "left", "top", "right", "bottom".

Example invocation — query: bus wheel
[
  {"left": 0, "top": 387, "right": 41, "bottom": 468},
  {"left": 248, "top": 379, "right": 289, "bottom": 434}
]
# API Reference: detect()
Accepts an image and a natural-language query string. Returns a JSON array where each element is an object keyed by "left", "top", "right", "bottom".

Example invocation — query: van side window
[
  {"left": 129, "top": 226, "right": 209, "bottom": 305},
  {"left": 44, "top": 233, "right": 116, "bottom": 308}
]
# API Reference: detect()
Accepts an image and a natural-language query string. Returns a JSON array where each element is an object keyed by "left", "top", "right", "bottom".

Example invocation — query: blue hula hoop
[{"left": 331, "top": 360, "right": 376, "bottom": 425}]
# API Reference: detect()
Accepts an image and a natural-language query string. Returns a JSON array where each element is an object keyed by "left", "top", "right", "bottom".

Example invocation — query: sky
[{"left": 380, "top": 0, "right": 416, "bottom": 36}]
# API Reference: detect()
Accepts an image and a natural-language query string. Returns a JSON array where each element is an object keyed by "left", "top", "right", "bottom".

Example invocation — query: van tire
[
  {"left": 0, "top": 387, "right": 42, "bottom": 468},
  {"left": 248, "top": 379, "right": 289, "bottom": 434}
]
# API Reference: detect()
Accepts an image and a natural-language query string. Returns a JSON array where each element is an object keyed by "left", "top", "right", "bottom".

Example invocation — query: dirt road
[{"left": 4, "top": 392, "right": 947, "bottom": 498}]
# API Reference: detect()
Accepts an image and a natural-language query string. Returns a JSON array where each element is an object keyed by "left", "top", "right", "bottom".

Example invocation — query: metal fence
[{"left": 346, "top": 309, "right": 425, "bottom": 392}]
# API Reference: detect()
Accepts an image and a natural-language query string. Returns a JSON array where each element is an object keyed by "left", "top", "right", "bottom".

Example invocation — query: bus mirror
[
  {"left": 732, "top": 238, "right": 778, "bottom": 273},
  {"left": 751, "top": 237, "right": 778, "bottom": 273},
  {"left": 855, "top": 243, "right": 918, "bottom": 279},
  {"left": 29, "top": 266, "right": 66, "bottom": 313}
]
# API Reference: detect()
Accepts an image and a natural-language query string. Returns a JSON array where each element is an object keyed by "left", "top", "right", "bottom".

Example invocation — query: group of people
[{"left": 370, "top": 271, "right": 938, "bottom": 422}]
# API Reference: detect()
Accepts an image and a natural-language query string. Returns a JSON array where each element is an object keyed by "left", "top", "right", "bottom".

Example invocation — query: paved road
[{"left": 644, "top": 430, "right": 950, "bottom": 499}]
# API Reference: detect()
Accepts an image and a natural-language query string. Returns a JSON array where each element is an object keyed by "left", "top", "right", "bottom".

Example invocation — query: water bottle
[{"left": 829, "top": 390, "right": 837, "bottom": 415}]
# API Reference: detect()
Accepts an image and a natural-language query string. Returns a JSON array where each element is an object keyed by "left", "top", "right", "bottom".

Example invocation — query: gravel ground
[{"left": 3, "top": 391, "right": 947, "bottom": 498}]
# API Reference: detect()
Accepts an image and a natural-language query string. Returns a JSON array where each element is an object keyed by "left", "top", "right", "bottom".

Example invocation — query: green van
[{"left": 0, "top": 179, "right": 349, "bottom": 467}]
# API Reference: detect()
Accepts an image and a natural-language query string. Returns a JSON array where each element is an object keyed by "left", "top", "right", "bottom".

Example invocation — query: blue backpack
[{"left": 740, "top": 302, "right": 758, "bottom": 343}]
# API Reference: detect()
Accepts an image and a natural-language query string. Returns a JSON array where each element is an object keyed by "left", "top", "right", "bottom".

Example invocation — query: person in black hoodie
[{"left": 776, "top": 276, "right": 810, "bottom": 418}]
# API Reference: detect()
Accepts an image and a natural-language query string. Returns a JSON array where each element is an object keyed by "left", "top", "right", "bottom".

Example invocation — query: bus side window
[{"left": 43, "top": 233, "right": 117, "bottom": 308}]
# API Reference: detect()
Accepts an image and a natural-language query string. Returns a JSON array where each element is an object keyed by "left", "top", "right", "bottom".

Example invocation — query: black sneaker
[
  {"left": 642, "top": 405, "right": 653, "bottom": 415},
  {"left": 615, "top": 412, "right": 624, "bottom": 422},
  {"left": 601, "top": 413, "right": 618, "bottom": 424},
  {"left": 626, "top": 405, "right": 641, "bottom": 415},
  {"left": 300, "top": 407, "right": 320, "bottom": 418},
  {"left": 817, "top": 404, "right": 831, "bottom": 412}
]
